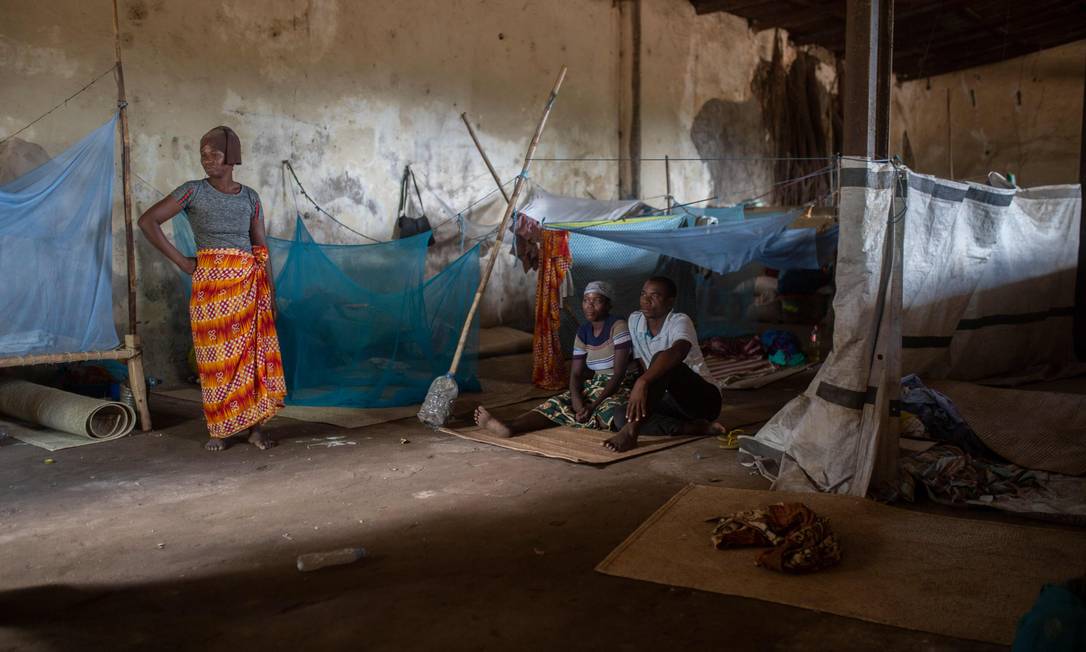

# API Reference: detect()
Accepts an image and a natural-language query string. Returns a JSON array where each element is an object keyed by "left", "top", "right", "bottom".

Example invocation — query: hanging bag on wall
[{"left": 395, "top": 165, "right": 435, "bottom": 246}]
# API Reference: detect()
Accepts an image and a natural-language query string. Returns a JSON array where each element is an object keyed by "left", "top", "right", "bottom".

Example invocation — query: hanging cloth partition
[{"left": 0, "top": 115, "right": 120, "bottom": 356}]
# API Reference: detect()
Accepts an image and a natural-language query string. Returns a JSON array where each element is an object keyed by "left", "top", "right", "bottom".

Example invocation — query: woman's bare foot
[
  {"left": 603, "top": 423, "right": 638, "bottom": 453},
  {"left": 474, "top": 406, "right": 512, "bottom": 438},
  {"left": 248, "top": 426, "right": 277, "bottom": 450},
  {"left": 205, "top": 437, "right": 231, "bottom": 452}
]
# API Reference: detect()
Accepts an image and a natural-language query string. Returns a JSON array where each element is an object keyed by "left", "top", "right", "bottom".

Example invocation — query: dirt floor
[{"left": 0, "top": 358, "right": 1063, "bottom": 651}]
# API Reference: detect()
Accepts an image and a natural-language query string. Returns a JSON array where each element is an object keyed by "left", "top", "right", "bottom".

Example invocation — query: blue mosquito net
[
  {"left": 555, "top": 209, "right": 837, "bottom": 340},
  {"left": 0, "top": 115, "right": 120, "bottom": 357},
  {"left": 172, "top": 214, "right": 480, "bottom": 407}
]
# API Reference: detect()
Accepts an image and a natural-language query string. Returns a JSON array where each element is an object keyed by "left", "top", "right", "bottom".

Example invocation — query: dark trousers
[{"left": 638, "top": 358, "right": 722, "bottom": 435}]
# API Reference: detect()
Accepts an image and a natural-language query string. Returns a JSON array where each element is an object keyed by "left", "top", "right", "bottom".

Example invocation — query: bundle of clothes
[
  {"left": 707, "top": 502, "right": 842, "bottom": 574},
  {"left": 893, "top": 375, "right": 1083, "bottom": 519}
]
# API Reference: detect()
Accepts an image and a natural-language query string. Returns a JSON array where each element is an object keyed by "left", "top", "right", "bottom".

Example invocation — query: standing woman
[{"left": 138, "top": 126, "right": 286, "bottom": 451}]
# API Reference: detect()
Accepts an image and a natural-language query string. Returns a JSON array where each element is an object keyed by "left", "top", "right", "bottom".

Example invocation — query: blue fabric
[
  {"left": 172, "top": 214, "right": 480, "bottom": 407},
  {"left": 1013, "top": 583, "right": 1086, "bottom": 652},
  {"left": 675, "top": 205, "right": 745, "bottom": 223},
  {"left": 0, "top": 115, "right": 120, "bottom": 356},
  {"left": 569, "top": 210, "right": 819, "bottom": 275}
]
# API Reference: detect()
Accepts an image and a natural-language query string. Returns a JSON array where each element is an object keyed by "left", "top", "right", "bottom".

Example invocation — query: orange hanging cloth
[
  {"left": 532, "top": 229, "right": 572, "bottom": 390},
  {"left": 190, "top": 245, "right": 286, "bottom": 438}
]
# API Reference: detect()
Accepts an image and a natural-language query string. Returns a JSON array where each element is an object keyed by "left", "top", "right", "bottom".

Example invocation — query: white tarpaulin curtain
[
  {"left": 901, "top": 174, "right": 1082, "bottom": 382},
  {"left": 741, "top": 159, "right": 1083, "bottom": 496},
  {"left": 740, "top": 159, "right": 900, "bottom": 496}
]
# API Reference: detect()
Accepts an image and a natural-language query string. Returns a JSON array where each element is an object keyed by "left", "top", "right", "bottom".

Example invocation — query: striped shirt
[{"left": 572, "top": 316, "right": 632, "bottom": 373}]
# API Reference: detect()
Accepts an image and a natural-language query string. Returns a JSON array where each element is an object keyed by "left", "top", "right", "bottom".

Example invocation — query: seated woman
[{"left": 475, "top": 281, "right": 636, "bottom": 437}]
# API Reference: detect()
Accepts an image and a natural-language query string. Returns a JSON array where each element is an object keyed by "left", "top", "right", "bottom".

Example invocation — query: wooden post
[
  {"left": 842, "top": 0, "right": 879, "bottom": 157},
  {"left": 664, "top": 154, "right": 672, "bottom": 214},
  {"left": 946, "top": 88, "right": 954, "bottom": 179},
  {"left": 875, "top": 0, "right": 894, "bottom": 158},
  {"left": 1075, "top": 55, "right": 1086, "bottom": 360},
  {"left": 112, "top": 0, "right": 136, "bottom": 337},
  {"left": 629, "top": 0, "right": 642, "bottom": 200},
  {"left": 112, "top": 0, "right": 151, "bottom": 432},
  {"left": 843, "top": 0, "right": 898, "bottom": 494}
]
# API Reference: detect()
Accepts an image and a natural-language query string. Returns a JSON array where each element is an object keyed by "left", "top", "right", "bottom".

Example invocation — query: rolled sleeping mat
[{"left": 0, "top": 379, "right": 136, "bottom": 440}]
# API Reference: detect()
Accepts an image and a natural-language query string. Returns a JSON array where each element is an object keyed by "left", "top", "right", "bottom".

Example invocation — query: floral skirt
[{"left": 532, "top": 370, "right": 638, "bottom": 431}]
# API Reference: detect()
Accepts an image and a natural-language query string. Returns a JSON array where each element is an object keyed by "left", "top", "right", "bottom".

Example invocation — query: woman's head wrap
[
  {"left": 583, "top": 280, "right": 614, "bottom": 301},
  {"left": 200, "top": 126, "right": 242, "bottom": 165}
]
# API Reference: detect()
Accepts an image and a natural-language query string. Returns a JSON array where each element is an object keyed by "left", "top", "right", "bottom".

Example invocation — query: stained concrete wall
[
  {"left": 891, "top": 40, "right": 1085, "bottom": 186},
  {"left": 1, "top": 0, "right": 834, "bottom": 381}
]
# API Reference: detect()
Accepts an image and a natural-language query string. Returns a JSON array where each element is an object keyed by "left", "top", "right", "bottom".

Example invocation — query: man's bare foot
[
  {"left": 603, "top": 424, "right": 638, "bottom": 453},
  {"left": 706, "top": 421, "right": 728, "bottom": 437},
  {"left": 248, "top": 426, "right": 277, "bottom": 450},
  {"left": 474, "top": 406, "right": 512, "bottom": 438},
  {"left": 205, "top": 437, "right": 231, "bottom": 452}
]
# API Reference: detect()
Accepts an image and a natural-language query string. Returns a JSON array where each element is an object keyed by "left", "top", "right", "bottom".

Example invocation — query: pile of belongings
[
  {"left": 760, "top": 330, "right": 806, "bottom": 367},
  {"left": 700, "top": 335, "right": 774, "bottom": 385},
  {"left": 700, "top": 330, "right": 807, "bottom": 387},
  {"left": 707, "top": 502, "right": 842, "bottom": 574},
  {"left": 893, "top": 375, "right": 1086, "bottom": 519},
  {"left": 899, "top": 374, "right": 992, "bottom": 457},
  {"left": 896, "top": 443, "right": 1043, "bottom": 506}
]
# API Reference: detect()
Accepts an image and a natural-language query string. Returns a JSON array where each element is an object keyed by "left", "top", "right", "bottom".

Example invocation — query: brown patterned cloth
[{"left": 708, "top": 502, "right": 842, "bottom": 574}]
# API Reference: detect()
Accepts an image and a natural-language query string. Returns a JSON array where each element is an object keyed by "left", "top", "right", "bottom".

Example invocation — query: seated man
[
  {"left": 603, "top": 276, "right": 725, "bottom": 452},
  {"left": 474, "top": 280, "right": 637, "bottom": 437}
]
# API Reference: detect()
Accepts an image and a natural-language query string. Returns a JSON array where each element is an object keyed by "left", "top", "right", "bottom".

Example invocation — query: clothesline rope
[
  {"left": 0, "top": 65, "right": 118, "bottom": 147},
  {"left": 532, "top": 155, "right": 892, "bottom": 163}
]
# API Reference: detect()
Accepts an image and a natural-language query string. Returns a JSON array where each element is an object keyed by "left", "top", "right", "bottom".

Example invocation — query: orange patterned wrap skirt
[{"left": 190, "top": 246, "right": 286, "bottom": 438}]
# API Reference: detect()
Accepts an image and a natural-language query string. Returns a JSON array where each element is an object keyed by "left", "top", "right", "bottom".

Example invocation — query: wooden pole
[
  {"left": 112, "top": 0, "right": 137, "bottom": 337},
  {"left": 447, "top": 66, "right": 567, "bottom": 375},
  {"left": 462, "top": 110, "right": 581, "bottom": 328},
  {"left": 461, "top": 113, "right": 511, "bottom": 204},
  {"left": 112, "top": 0, "right": 151, "bottom": 432},
  {"left": 629, "top": 0, "right": 642, "bottom": 199},
  {"left": 664, "top": 154, "right": 672, "bottom": 214}
]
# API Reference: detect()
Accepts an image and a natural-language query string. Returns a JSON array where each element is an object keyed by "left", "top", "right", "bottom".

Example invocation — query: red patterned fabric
[
  {"left": 532, "top": 230, "right": 571, "bottom": 390},
  {"left": 190, "top": 245, "right": 286, "bottom": 438}
]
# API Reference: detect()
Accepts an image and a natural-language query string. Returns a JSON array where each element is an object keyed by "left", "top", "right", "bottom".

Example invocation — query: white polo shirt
[{"left": 627, "top": 310, "right": 714, "bottom": 383}]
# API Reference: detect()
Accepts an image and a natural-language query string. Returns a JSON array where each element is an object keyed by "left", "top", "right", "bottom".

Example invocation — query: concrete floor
[{"left": 0, "top": 362, "right": 1028, "bottom": 651}]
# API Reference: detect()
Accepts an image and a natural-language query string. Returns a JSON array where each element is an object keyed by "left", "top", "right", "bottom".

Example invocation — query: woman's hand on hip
[{"left": 179, "top": 257, "right": 197, "bottom": 275}]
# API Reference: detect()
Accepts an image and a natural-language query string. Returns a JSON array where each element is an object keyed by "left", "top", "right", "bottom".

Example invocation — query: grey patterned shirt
[{"left": 170, "top": 179, "right": 262, "bottom": 252}]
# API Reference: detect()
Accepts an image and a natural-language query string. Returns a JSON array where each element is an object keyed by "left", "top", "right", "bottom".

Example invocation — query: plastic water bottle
[
  {"left": 806, "top": 326, "right": 821, "bottom": 363},
  {"left": 296, "top": 547, "right": 367, "bottom": 572}
]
